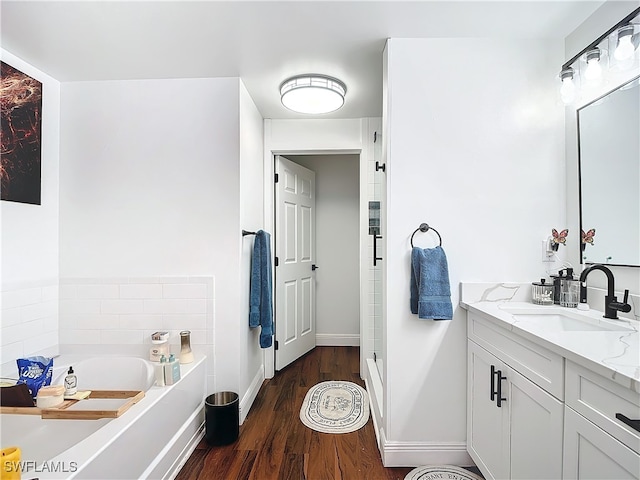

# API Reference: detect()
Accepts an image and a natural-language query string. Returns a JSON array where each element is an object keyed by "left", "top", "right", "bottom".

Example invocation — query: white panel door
[{"left": 275, "top": 155, "right": 316, "bottom": 370}]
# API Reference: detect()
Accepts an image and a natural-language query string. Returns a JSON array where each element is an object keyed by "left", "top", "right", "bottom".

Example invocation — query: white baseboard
[
  {"left": 380, "top": 429, "right": 473, "bottom": 467},
  {"left": 315, "top": 333, "right": 360, "bottom": 346},
  {"left": 239, "top": 366, "right": 265, "bottom": 424}
]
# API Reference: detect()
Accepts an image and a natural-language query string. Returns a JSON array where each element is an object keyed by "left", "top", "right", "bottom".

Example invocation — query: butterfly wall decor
[
  {"left": 551, "top": 228, "right": 568, "bottom": 251},
  {"left": 581, "top": 228, "right": 595, "bottom": 252}
]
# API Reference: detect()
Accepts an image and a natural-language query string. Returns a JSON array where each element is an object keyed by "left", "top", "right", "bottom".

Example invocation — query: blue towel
[
  {"left": 249, "top": 230, "right": 273, "bottom": 348},
  {"left": 410, "top": 246, "right": 453, "bottom": 320}
]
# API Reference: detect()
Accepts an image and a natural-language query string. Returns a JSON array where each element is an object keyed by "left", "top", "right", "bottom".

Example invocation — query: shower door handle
[{"left": 373, "top": 234, "right": 383, "bottom": 266}]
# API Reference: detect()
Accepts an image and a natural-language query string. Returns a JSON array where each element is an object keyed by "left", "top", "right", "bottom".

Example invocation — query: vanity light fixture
[
  {"left": 558, "top": 6, "right": 639, "bottom": 105},
  {"left": 280, "top": 74, "right": 347, "bottom": 114}
]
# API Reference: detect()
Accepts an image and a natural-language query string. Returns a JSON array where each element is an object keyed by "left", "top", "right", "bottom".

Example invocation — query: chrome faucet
[{"left": 579, "top": 264, "right": 631, "bottom": 319}]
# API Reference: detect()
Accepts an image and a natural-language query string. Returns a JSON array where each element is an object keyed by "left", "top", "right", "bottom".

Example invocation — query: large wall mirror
[{"left": 578, "top": 76, "right": 640, "bottom": 267}]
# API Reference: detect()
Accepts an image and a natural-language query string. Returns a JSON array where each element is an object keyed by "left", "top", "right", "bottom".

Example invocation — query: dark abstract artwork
[{"left": 1, "top": 61, "right": 42, "bottom": 205}]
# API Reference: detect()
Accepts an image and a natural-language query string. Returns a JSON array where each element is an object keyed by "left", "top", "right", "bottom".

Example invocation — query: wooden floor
[{"left": 175, "top": 346, "right": 414, "bottom": 480}]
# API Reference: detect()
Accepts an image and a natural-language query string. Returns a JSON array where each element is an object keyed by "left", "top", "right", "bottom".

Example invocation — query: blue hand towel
[
  {"left": 410, "top": 246, "right": 453, "bottom": 320},
  {"left": 249, "top": 230, "right": 273, "bottom": 348}
]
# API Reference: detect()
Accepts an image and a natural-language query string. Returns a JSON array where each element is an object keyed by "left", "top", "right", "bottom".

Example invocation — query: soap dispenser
[
  {"left": 559, "top": 268, "right": 579, "bottom": 308},
  {"left": 64, "top": 366, "right": 77, "bottom": 396}
]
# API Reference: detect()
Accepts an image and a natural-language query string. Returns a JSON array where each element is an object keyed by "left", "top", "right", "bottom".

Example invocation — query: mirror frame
[{"left": 577, "top": 75, "right": 640, "bottom": 268}]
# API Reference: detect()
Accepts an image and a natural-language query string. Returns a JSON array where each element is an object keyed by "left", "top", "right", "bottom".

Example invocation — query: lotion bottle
[
  {"left": 64, "top": 366, "right": 77, "bottom": 396},
  {"left": 155, "top": 356, "right": 166, "bottom": 386}
]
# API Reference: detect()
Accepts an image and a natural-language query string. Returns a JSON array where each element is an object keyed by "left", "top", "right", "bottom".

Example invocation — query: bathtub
[{"left": 0, "top": 353, "right": 206, "bottom": 480}]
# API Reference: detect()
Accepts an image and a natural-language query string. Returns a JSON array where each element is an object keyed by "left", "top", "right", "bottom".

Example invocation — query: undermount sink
[{"left": 499, "top": 307, "right": 635, "bottom": 333}]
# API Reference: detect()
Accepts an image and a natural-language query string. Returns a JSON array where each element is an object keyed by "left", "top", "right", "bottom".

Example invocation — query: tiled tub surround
[
  {"left": 58, "top": 276, "right": 215, "bottom": 391},
  {"left": 461, "top": 282, "right": 640, "bottom": 480},
  {"left": 1, "top": 279, "right": 59, "bottom": 364}
]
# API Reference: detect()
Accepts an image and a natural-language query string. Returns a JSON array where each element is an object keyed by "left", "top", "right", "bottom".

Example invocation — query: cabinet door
[
  {"left": 468, "top": 341, "right": 509, "bottom": 480},
  {"left": 508, "top": 365, "right": 563, "bottom": 480},
  {"left": 564, "top": 406, "right": 640, "bottom": 480}
]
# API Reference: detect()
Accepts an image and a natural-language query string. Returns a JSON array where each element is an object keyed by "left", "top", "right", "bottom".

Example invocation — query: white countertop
[{"left": 462, "top": 300, "right": 640, "bottom": 393}]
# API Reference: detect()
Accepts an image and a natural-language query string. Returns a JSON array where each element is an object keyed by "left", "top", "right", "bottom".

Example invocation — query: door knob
[{"left": 312, "top": 264, "right": 319, "bottom": 271}]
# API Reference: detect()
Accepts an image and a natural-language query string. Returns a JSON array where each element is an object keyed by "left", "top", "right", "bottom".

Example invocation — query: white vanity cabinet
[
  {"left": 563, "top": 360, "right": 640, "bottom": 480},
  {"left": 467, "top": 313, "right": 564, "bottom": 480}
]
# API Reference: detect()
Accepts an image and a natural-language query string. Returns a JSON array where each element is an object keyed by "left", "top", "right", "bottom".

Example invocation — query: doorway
[{"left": 274, "top": 154, "right": 360, "bottom": 370}]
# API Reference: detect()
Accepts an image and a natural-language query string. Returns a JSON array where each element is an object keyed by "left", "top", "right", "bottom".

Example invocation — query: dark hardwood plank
[{"left": 176, "top": 347, "right": 415, "bottom": 480}]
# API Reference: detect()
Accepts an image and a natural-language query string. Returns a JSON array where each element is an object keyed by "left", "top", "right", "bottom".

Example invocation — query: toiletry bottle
[
  {"left": 164, "top": 353, "right": 181, "bottom": 385},
  {"left": 179, "top": 330, "right": 194, "bottom": 364},
  {"left": 64, "top": 366, "right": 77, "bottom": 396},
  {"left": 169, "top": 353, "right": 181, "bottom": 384},
  {"left": 155, "top": 356, "right": 166, "bottom": 387}
]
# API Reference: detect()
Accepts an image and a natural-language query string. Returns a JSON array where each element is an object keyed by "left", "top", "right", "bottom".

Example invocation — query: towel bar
[
  {"left": 410, "top": 223, "right": 442, "bottom": 248},
  {"left": 242, "top": 230, "right": 257, "bottom": 236}
]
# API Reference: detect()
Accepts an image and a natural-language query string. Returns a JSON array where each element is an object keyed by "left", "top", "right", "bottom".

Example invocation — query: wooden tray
[{"left": 0, "top": 390, "right": 145, "bottom": 419}]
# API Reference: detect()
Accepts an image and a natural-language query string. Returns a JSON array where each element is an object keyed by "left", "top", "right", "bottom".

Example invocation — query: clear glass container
[
  {"left": 179, "top": 330, "right": 194, "bottom": 364},
  {"left": 532, "top": 279, "right": 554, "bottom": 305},
  {"left": 559, "top": 279, "right": 580, "bottom": 308}
]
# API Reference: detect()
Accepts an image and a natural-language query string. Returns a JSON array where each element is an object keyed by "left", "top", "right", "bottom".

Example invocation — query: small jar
[
  {"left": 179, "top": 330, "right": 194, "bottom": 364},
  {"left": 532, "top": 279, "right": 554, "bottom": 305}
]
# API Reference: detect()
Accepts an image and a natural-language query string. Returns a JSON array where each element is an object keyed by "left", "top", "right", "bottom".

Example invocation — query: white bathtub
[{"left": 0, "top": 354, "right": 206, "bottom": 480}]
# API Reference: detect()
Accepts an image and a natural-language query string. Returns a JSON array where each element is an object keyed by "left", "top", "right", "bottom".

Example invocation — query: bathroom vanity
[{"left": 462, "top": 289, "right": 639, "bottom": 480}]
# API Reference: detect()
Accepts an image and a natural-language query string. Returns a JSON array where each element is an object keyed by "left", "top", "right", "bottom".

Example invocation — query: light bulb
[
  {"left": 560, "top": 77, "right": 577, "bottom": 104},
  {"left": 614, "top": 34, "right": 635, "bottom": 61},
  {"left": 584, "top": 57, "right": 602, "bottom": 81}
]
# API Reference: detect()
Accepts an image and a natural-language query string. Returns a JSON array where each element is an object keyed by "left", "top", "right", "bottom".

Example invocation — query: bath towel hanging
[
  {"left": 409, "top": 223, "right": 452, "bottom": 320},
  {"left": 248, "top": 230, "right": 273, "bottom": 348}
]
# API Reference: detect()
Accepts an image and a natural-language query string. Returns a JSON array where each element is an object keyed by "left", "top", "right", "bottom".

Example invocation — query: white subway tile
[
  {"left": 159, "top": 277, "right": 191, "bottom": 284},
  {"left": 1, "top": 288, "right": 42, "bottom": 309},
  {"left": 21, "top": 300, "right": 57, "bottom": 322},
  {"left": 41, "top": 285, "right": 59, "bottom": 302},
  {"left": 121, "top": 314, "right": 163, "bottom": 330},
  {"left": 2, "top": 320, "right": 43, "bottom": 346},
  {"left": 63, "top": 314, "right": 120, "bottom": 330},
  {"left": 162, "top": 284, "right": 207, "bottom": 299},
  {"left": 144, "top": 299, "right": 194, "bottom": 315},
  {"left": 187, "top": 329, "right": 207, "bottom": 345},
  {"left": 59, "top": 285, "right": 77, "bottom": 299},
  {"left": 101, "top": 299, "right": 144, "bottom": 315},
  {"left": 23, "top": 331, "right": 58, "bottom": 356},
  {"left": 1, "top": 341, "right": 24, "bottom": 365},
  {"left": 76, "top": 284, "right": 120, "bottom": 299},
  {"left": 1, "top": 307, "right": 22, "bottom": 327},
  {"left": 59, "top": 329, "right": 101, "bottom": 345},
  {"left": 42, "top": 315, "right": 59, "bottom": 333},
  {"left": 100, "top": 330, "right": 144, "bottom": 345},
  {"left": 120, "top": 284, "right": 163, "bottom": 299},
  {"left": 162, "top": 314, "right": 207, "bottom": 331},
  {"left": 186, "top": 299, "right": 207, "bottom": 314},
  {"left": 59, "top": 299, "right": 102, "bottom": 315}
]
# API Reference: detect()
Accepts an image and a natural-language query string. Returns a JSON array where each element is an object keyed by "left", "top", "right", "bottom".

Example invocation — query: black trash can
[{"left": 205, "top": 391, "right": 239, "bottom": 446}]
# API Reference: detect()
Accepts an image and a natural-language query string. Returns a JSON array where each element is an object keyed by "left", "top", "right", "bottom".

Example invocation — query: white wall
[
  {"left": 564, "top": 1, "right": 640, "bottom": 303},
  {"left": 1, "top": 49, "right": 60, "bottom": 363},
  {"left": 288, "top": 154, "right": 360, "bottom": 345},
  {"left": 382, "top": 37, "right": 565, "bottom": 465},
  {"left": 239, "top": 80, "right": 266, "bottom": 420},
  {"left": 59, "top": 78, "right": 263, "bottom": 418}
]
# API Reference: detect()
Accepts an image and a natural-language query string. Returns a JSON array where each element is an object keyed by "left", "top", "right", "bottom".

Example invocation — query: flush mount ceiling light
[{"left": 280, "top": 74, "right": 347, "bottom": 114}]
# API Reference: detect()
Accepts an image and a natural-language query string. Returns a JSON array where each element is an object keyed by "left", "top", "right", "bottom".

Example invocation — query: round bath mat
[
  {"left": 405, "top": 465, "right": 484, "bottom": 480},
  {"left": 299, "top": 380, "right": 370, "bottom": 434}
]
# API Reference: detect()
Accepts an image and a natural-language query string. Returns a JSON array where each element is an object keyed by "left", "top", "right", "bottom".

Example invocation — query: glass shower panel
[{"left": 371, "top": 131, "right": 385, "bottom": 381}]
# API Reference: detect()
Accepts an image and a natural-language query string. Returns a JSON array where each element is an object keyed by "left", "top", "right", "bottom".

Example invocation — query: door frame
[{"left": 263, "top": 149, "right": 367, "bottom": 379}]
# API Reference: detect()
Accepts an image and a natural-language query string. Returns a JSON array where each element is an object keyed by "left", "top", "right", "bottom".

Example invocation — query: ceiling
[{"left": 1, "top": 1, "right": 607, "bottom": 119}]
